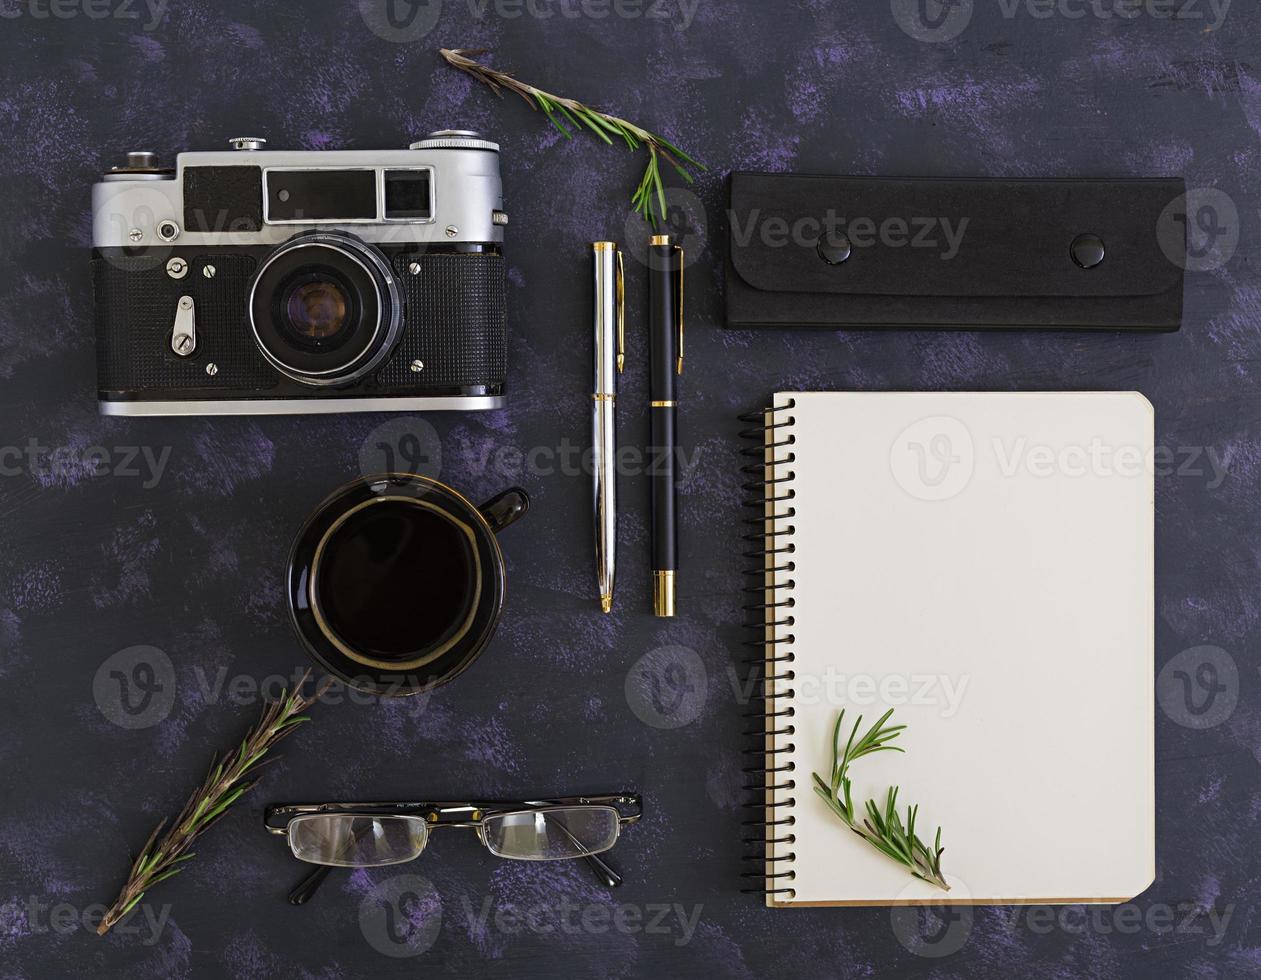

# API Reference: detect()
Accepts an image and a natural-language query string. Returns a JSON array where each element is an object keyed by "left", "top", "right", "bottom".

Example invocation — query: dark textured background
[{"left": 1, "top": 0, "right": 1259, "bottom": 976}]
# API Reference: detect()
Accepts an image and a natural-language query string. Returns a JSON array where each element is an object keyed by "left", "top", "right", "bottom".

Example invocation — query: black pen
[{"left": 648, "top": 234, "right": 683, "bottom": 617}]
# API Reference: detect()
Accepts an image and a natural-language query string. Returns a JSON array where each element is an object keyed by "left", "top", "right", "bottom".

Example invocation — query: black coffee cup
[{"left": 288, "top": 475, "right": 529, "bottom": 697}]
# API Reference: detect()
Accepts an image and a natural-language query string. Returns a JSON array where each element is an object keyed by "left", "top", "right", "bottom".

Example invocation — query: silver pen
[{"left": 593, "top": 242, "right": 624, "bottom": 613}]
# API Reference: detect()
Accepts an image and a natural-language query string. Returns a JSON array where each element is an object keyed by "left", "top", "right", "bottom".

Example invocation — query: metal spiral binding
[{"left": 737, "top": 398, "right": 798, "bottom": 902}]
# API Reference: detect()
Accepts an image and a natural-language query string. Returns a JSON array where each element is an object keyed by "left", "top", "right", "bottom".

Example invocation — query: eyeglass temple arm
[
  {"left": 583, "top": 851, "right": 623, "bottom": 888},
  {"left": 537, "top": 811, "right": 624, "bottom": 888},
  {"left": 284, "top": 810, "right": 379, "bottom": 906},
  {"left": 288, "top": 863, "right": 333, "bottom": 906}
]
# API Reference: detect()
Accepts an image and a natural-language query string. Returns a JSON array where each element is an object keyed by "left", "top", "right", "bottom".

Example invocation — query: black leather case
[{"left": 725, "top": 173, "right": 1186, "bottom": 331}]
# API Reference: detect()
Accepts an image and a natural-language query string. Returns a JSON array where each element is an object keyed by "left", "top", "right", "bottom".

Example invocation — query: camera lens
[
  {"left": 249, "top": 232, "right": 402, "bottom": 387},
  {"left": 279, "top": 274, "right": 352, "bottom": 344}
]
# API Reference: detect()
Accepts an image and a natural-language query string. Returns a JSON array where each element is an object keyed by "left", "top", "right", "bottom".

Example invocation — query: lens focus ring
[{"left": 249, "top": 231, "right": 403, "bottom": 387}]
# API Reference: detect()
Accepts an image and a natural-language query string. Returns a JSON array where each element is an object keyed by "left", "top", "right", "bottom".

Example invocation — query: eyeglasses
[{"left": 265, "top": 794, "right": 642, "bottom": 904}]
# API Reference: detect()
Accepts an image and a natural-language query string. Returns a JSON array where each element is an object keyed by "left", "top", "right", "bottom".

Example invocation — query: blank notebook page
[{"left": 766, "top": 391, "right": 1154, "bottom": 907}]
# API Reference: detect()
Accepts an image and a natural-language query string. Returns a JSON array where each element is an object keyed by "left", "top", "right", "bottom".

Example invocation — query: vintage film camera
[{"left": 91, "top": 132, "right": 508, "bottom": 415}]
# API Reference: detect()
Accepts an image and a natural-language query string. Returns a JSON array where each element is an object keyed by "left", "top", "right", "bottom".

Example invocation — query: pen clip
[
  {"left": 674, "top": 245, "right": 684, "bottom": 375},
  {"left": 616, "top": 248, "right": 625, "bottom": 374}
]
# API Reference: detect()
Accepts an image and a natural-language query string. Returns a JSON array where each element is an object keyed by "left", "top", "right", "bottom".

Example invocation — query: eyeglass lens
[
  {"left": 287, "top": 814, "right": 428, "bottom": 867},
  {"left": 480, "top": 807, "right": 621, "bottom": 860}
]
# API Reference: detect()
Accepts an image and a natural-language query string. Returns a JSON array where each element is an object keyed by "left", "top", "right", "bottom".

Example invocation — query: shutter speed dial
[{"left": 410, "top": 130, "right": 500, "bottom": 152}]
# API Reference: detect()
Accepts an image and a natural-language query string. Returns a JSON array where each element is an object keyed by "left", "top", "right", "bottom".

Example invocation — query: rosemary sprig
[
  {"left": 97, "top": 672, "right": 325, "bottom": 936},
  {"left": 439, "top": 48, "right": 705, "bottom": 226},
  {"left": 811, "top": 708, "right": 950, "bottom": 891}
]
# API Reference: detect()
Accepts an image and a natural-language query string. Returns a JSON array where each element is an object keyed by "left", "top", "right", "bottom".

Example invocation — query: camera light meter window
[{"left": 265, "top": 169, "right": 376, "bottom": 223}]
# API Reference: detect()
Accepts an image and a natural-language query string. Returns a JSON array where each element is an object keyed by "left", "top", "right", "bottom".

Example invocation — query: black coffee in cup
[
  {"left": 315, "top": 499, "right": 479, "bottom": 662},
  {"left": 289, "top": 476, "right": 529, "bottom": 697}
]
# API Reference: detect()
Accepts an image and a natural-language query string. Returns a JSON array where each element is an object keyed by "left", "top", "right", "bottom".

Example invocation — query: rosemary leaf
[
  {"left": 439, "top": 47, "right": 705, "bottom": 227},
  {"left": 573, "top": 108, "right": 615, "bottom": 145},
  {"left": 119, "top": 894, "right": 144, "bottom": 918},
  {"left": 811, "top": 709, "right": 950, "bottom": 891},
  {"left": 97, "top": 671, "right": 326, "bottom": 937}
]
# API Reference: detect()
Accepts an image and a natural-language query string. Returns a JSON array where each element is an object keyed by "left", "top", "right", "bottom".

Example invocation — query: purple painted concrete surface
[{"left": 0, "top": 1, "right": 1258, "bottom": 977}]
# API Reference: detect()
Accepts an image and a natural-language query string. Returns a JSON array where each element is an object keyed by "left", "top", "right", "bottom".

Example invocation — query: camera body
[{"left": 91, "top": 133, "right": 508, "bottom": 415}]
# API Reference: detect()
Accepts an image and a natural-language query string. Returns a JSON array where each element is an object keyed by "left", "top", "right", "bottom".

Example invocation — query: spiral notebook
[{"left": 741, "top": 392, "right": 1155, "bottom": 907}]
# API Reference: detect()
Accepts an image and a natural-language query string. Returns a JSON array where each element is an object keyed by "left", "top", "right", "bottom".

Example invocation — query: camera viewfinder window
[{"left": 384, "top": 170, "right": 433, "bottom": 221}]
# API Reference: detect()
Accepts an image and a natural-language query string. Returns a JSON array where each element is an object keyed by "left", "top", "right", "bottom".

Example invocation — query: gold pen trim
[
  {"left": 650, "top": 234, "right": 671, "bottom": 246},
  {"left": 616, "top": 248, "right": 625, "bottom": 374},
  {"left": 593, "top": 393, "right": 617, "bottom": 402},
  {"left": 592, "top": 241, "right": 617, "bottom": 251},
  {"left": 650, "top": 400, "right": 677, "bottom": 408},
  {"left": 652, "top": 570, "right": 676, "bottom": 618}
]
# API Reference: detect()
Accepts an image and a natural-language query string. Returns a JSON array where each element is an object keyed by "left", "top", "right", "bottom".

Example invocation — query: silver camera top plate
[{"left": 92, "top": 134, "right": 506, "bottom": 250}]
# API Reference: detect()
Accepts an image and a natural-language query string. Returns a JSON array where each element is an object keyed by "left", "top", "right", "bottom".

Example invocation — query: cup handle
[{"left": 479, "top": 488, "right": 530, "bottom": 534}]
